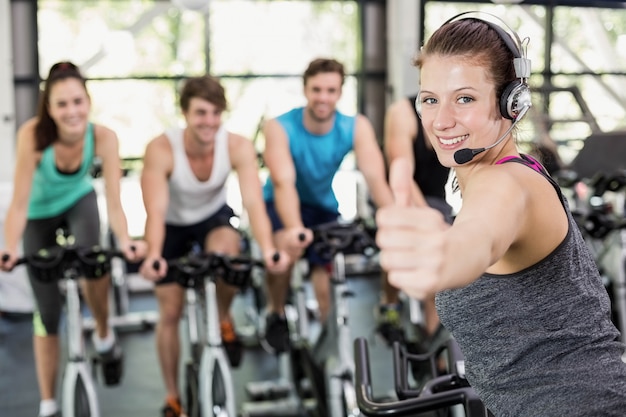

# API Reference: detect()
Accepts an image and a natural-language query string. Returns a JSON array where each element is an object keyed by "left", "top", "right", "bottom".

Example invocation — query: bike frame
[
  {"left": 198, "top": 275, "right": 235, "bottom": 417},
  {"left": 322, "top": 252, "right": 360, "bottom": 417},
  {"left": 63, "top": 277, "right": 100, "bottom": 417}
]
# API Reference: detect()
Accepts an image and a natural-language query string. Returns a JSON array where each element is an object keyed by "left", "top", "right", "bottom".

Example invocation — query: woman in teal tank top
[{"left": 0, "top": 61, "right": 144, "bottom": 417}]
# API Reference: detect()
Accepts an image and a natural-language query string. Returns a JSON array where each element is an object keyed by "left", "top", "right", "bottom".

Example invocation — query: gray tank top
[{"left": 436, "top": 155, "right": 626, "bottom": 416}]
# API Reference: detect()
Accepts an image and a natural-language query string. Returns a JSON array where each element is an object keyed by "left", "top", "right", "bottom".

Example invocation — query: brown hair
[
  {"left": 35, "top": 61, "right": 88, "bottom": 151},
  {"left": 413, "top": 18, "right": 517, "bottom": 108},
  {"left": 303, "top": 58, "right": 345, "bottom": 86},
  {"left": 179, "top": 75, "right": 227, "bottom": 113}
]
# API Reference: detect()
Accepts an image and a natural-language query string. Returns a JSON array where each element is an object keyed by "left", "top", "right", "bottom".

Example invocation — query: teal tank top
[
  {"left": 28, "top": 123, "right": 95, "bottom": 219},
  {"left": 263, "top": 107, "right": 355, "bottom": 212}
]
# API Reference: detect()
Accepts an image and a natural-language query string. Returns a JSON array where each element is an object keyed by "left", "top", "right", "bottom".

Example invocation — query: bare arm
[
  {"left": 1, "top": 119, "right": 39, "bottom": 268},
  {"left": 353, "top": 114, "right": 394, "bottom": 209},
  {"left": 139, "top": 135, "right": 172, "bottom": 279},
  {"left": 230, "top": 134, "right": 276, "bottom": 255},
  {"left": 230, "top": 134, "right": 290, "bottom": 271},
  {"left": 94, "top": 125, "right": 134, "bottom": 257},
  {"left": 377, "top": 159, "right": 567, "bottom": 298},
  {"left": 263, "top": 118, "right": 303, "bottom": 228},
  {"left": 383, "top": 98, "right": 427, "bottom": 206}
]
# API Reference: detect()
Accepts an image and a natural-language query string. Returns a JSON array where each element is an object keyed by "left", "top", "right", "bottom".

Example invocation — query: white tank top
[{"left": 165, "top": 126, "right": 231, "bottom": 225}]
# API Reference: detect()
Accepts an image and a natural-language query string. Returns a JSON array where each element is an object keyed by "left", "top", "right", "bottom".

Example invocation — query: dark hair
[
  {"left": 179, "top": 75, "right": 227, "bottom": 113},
  {"left": 303, "top": 58, "right": 345, "bottom": 86},
  {"left": 34, "top": 61, "right": 89, "bottom": 151},
  {"left": 414, "top": 18, "right": 517, "bottom": 108}
]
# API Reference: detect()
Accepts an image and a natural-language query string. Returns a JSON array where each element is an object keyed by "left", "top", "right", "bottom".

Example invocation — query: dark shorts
[
  {"left": 265, "top": 201, "right": 338, "bottom": 266},
  {"left": 158, "top": 204, "right": 237, "bottom": 285},
  {"left": 23, "top": 190, "right": 101, "bottom": 336}
]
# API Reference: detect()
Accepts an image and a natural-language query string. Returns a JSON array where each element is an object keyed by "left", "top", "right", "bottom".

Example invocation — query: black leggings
[{"left": 23, "top": 190, "right": 101, "bottom": 336}]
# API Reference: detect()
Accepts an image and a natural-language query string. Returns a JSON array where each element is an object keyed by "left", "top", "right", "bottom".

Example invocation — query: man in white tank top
[{"left": 138, "top": 76, "right": 291, "bottom": 417}]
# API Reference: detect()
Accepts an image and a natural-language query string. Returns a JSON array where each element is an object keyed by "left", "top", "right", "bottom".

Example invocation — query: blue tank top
[
  {"left": 436, "top": 155, "right": 626, "bottom": 416},
  {"left": 28, "top": 123, "right": 95, "bottom": 219},
  {"left": 263, "top": 107, "right": 355, "bottom": 212}
]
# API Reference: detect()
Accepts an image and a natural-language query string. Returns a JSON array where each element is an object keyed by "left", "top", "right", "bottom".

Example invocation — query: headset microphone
[{"left": 453, "top": 104, "right": 530, "bottom": 165}]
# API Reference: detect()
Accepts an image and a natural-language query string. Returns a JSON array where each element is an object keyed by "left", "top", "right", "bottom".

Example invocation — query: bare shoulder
[
  {"left": 92, "top": 124, "right": 123, "bottom": 161},
  {"left": 354, "top": 113, "right": 373, "bottom": 126},
  {"left": 263, "top": 117, "right": 286, "bottom": 138},
  {"left": 385, "top": 98, "right": 417, "bottom": 128},
  {"left": 92, "top": 123, "right": 118, "bottom": 142},
  {"left": 15, "top": 118, "right": 40, "bottom": 161},
  {"left": 16, "top": 118, "right": 38, "bottom": 144},
  {"left": 465, "top": 161, "right": 543, "bottom": 209},
  {"left": 227, "top": 131, "right": 256, "bottom": 167},
  {"left": 353, "top": 113, "right": 376, "bottom": 140},
  {"left": 227, "top": 131, "right": 252, "bottom": 148},
  {"left": 144, "top": 133, "right": 173, "bottom": 159}
]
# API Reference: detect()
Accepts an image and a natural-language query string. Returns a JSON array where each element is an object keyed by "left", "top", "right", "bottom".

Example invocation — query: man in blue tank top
[{"left": 262, "top": 58, "right": 394, "bottom": 352}]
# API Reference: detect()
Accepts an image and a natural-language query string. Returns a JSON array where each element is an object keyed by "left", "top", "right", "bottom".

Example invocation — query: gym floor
[{"left": 0, "top": 272, "right": 408, "bottom": 417}]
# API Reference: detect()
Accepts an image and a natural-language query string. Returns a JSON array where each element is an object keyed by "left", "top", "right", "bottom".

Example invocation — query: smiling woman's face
[
  {"left": 47, "top": 78, "right": 91, "bottom": 139},
  {"left": 418, "top": 54, "right": 507, "bottom": 167}
]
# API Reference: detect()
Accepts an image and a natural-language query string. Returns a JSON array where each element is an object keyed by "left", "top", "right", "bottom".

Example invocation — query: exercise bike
[
  {"left": 353, "top": 337, "right": 491, "bottom": 417},
  {"left": 164, "top": 250, "right": 264, "bottom": 417},
  {"left": 7, "top": 243, "right": 126, "bottom": 417},
  {"left": 554, "top": 169, "right": 626, "bottom": 344},
  {"left": 243, "top": 219, "right": 378, "bottom": 417}
]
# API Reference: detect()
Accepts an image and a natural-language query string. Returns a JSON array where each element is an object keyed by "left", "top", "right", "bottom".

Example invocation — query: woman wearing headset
[{"left": 377, "top": 14, "right": 626, "bottom": 416}]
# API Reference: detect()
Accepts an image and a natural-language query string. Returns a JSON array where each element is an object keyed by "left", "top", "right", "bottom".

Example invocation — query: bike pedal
[
  {"left": 99, "top": 346, "right": 124, "bottom": 386},
  {"left": 91, "top": 356, "right": 99, "bottom": 382}
]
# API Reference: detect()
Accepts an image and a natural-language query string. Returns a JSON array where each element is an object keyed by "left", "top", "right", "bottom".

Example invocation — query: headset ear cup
[
  {"left": 499, "top": 81, "right": 530, "bottom": 120},
  {"left": 414, "top": 96, "right": 422, "bottom": 118}
]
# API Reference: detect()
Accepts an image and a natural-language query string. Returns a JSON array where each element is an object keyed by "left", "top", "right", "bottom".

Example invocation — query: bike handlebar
[
  {"left": 8, "top": 245, "right": 126, "bottom": 283},
  {"left": 309, "top": 219, "right": 377, "bottom": 258},
  {"left": 162, "top": 252, "right": 264, "bottom": 290},
  {"left": 353, "top": 338, "right": 489, "bottom": 417}
]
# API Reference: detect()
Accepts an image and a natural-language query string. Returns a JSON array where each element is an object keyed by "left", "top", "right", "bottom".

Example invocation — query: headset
[{"left": 416, "top": 11, "right": 533, "bottom": 164}]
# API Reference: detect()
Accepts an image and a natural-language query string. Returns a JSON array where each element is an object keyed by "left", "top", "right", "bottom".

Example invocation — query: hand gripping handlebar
[
  {"left": 157, "top": 252, "right": 265, "bottom": 290},
  {"left": 4, "top": 245, "right": 126, "bottom": 282}
]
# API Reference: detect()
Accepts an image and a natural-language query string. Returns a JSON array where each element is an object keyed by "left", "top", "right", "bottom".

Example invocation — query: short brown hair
[
  {"left": 179, "top": 75, "right": 227, "bottom": 112},
  {"left": 303, "top": 58, "right": 345, "bottom": 86}
]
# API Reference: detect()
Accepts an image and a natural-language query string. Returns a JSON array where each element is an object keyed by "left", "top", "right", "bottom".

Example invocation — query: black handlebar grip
[
  {"left": 298, "top": 232, "right": 306, "bottom": 242},
  {"left": 1, "top": 253, "right": 8, "bottom": 262},
  {"left": 272, "top": 252, "right": 280, "bottom": 263},
  {"left": 152, "top": 260, "right": 160, "bottom": 271}
]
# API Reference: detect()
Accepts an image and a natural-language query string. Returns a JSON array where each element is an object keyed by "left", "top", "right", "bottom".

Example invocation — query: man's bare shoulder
[
  {"left": 143, "top": 133, "right": 174, "bottom": 172},
  {"left": 145, "top": 133, "right": 171, "bottom": 153},
  {"left": 387, "top": 97, "right": 414, "bottom": 117}
]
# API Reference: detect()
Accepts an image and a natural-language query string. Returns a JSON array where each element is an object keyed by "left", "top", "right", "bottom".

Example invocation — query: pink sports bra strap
[{"left": 496, "top": 154, "right": 545, "bottom": 174}]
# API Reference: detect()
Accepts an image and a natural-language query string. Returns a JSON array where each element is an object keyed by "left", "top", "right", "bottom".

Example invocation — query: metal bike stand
[
  {"left": 172, "top": 253, "right": 259, "bottom": 417},
  {"left": 354, "top": 337, "right": 490, "bottom": 417},
  {"left": 321, "top": 251, "right": 360, "bottom": 417},
  {"left": 83, "top": 231, "right": 159, "bottom": 334},
  {"left": 244, "top": 221, "right": 375, "bottom": 417},
  {"left": 241, "top": 259, "right": 309, "bottom": 417},
  {"left": 198, "top": 274, "right": 236, "bottom": 417},
  {"left": 63, "top": 271, "right": 100, "bottom": 417}
]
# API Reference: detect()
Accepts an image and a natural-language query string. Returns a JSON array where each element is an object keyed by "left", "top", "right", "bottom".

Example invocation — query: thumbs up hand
[{"left": 376, "top": 158, "right": 449, "bottom": 299}]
